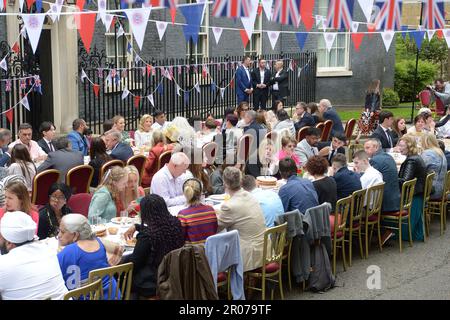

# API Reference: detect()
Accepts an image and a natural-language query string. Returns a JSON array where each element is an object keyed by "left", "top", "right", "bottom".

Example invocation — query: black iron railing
[{"left": 79, "top": 46, "right": 317, "bottom": 134}]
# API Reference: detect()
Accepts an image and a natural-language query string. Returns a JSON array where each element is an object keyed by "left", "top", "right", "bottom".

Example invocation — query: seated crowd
[{"left": 0, "top": 102, "right": 449, "bottom": 300}]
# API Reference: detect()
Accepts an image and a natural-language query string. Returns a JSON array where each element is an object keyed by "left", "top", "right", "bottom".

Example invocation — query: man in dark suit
[
  {"left": 105, "top": 129, "right": 133, "bottom": 162},
  {"left": 370, "top": 110, "right": 398, "bottom": 151},
  {"left": 318, "top": 99, "right": 345, "bottom": 136},
  {"left": 364, "top": 137, "right": 401, "bottom": 245},
  {"left": 364, "top": 138, "right": 400, "bottom": 212},
  {"left": 243, "top": 110, "right": 267, "bottom": 177},
  {"left": 294, "top": 102, "right": 316, "bottom": 132},
  {"left": 269, "top": 60, "right": 289, "bottom": 110},
  {"left": 37, "top": 121, "right": 56, "bottom": 155},
  {"left": 318, "top": 133, "right": 346, "bottom": 166},
  {"left": 331, "top": 153, "right": 362, "bottom": 200},
  {"left": 0, "top": 129, "right": 12, "bottom": 167},
  {"left": 235, "top": 56, "right": 253, "bottom": 104},
  {"left": 37, "top": 136, "right": 84, "bottom": 183},
  {"left": 251, "top": 58, "right": 271, "bottom": 110}
]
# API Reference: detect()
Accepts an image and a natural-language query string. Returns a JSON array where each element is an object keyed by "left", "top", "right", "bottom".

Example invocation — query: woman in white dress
[{"left": 134, "top": 114, "right": 154, "bottom": 150}]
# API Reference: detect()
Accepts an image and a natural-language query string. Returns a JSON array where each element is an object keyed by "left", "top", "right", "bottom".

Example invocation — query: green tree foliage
[
  {"left": 382, "top": 88, "right": 400, "bottom": 106},
  {"left": 395, "top": 59, "right": 437, "bottom": 102},
  {"left": 394, "top": 34, "right": 444, "bottom": 102}
]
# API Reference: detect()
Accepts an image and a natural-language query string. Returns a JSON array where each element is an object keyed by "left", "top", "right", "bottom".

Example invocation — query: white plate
[
  {"left": 111, "top": 217, "right": 135, "bottom": 225},
  {"left": 208, "top": 194, "right": 226, "bottom": 201}
]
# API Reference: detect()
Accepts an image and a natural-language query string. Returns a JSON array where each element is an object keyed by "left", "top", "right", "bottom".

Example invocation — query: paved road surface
[{"left": 285, "top": 221, "right": 450, "bottom": 300}]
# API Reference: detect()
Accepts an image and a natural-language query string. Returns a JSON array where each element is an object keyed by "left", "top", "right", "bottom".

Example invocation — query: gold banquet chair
[
  {"left": 331, "top": 195, "right": 351, "bottom": 275},
  {"left": 88, "top": 262, "right": 133, "bottom": 300},
  {"left": 361, "top": 183, "right": 385, "bottom": 258},
  {"left": 426, "top": 170, "right": 450, "bottom": 236},
  {"left": 423, "top": 172, "right": 436, "bottom": 240},
  {"left": 381, "top": 178, "right": 416, "bottom": 253},
  {"left": 345, "top": 188, "right": 366, "bottom": 266},
  {"left": 64, "top": 279, "right": 103, "bottom": 300},
  {"left": 246, "top": 223, "right": 287, "bottom": 300}
]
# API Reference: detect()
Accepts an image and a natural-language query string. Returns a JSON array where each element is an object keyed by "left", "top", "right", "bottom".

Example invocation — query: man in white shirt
[
  {"left": 0, "top": 211, "right": 68, "bottom": 300},
  {"left": 151, "top": 110, "right": 170, "bottom": 131},
  {"left": 8, "top": 123, "right": 47, "bottom": 163},
  {"left": 251, "top": 59, "right": 271, "bottom": 110},
  {"left": 353, "top": 150, "right": 384, "bottom": 206},
  {"left": 150, "top": 152, "right": 192, "bottom": 207}
]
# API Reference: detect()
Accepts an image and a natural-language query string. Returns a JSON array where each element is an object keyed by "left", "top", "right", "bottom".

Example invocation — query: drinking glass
[{"left": 120, "top": 210, "right": 128, "bottom": 226}]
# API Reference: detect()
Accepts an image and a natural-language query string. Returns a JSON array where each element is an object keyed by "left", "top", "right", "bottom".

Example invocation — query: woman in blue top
[
  {"left": 57, "top": 214, "right": 119, "bottom": 300},
  {"left": 88, "top": 166, "right": 128, "bottom": 222}
]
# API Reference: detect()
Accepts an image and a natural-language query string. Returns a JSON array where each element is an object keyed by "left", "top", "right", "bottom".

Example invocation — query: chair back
[
  {"left": 344, "top": 118, "right": 357, "bottom": 141},
  {"left": 31, "top": 169, "right": 60, "bottom": 205},
  {"left": 63, "top": 279, "right": 102, "bottom": 300},
  {"left": 67, "top": 193, "right": 93, "bottom": 217},
  {"left": 400, "top": 178, "right": 417, "bottom": 213},
  {"left": 66, "top": 165, "right": 94, "bottom": 194},
  {"left": 347, "top": 143, "right": 364, "bottom": 163},
  {"left": 315, "top": 122, "right": 325, "bottom": 133},
  {"left": 237, "top": 134, "right": 254, "bottom": 165},
  {"left": 99, "top": 160, "right": 124, "bottom": 184},
  {"left": 321, "top": 120, "right": 333, "bottom": 142},
  {"left": 127, "top": 154, "right": 147, "bottom": 184},
  {"left": 435, "top": 97, "right": 445, "bottom": 116},
  {"left": 334, "top": 196, "right": 351, "bottom": 240},
  {"left": 88, "top": 262, "right": 133, "bottom": 300},
  {"left": 441, "top": 170, "right": 450, "bottom": 202},
  {"left": 296, "top": 126, "right": 310, "bottom": 142},
  {"left": 203, "top": 142, "right": 218, "bottom": 165},
  {"left": 262, "top": 223, "right": 287, "bottom": 273},
  {"left": 157, "top": 150, "right": 172, "bottom": 172},
  {"left": 423, "top": 172, "right": 436, "bottom": 206},
  {"left": 365, "top": 183, "right": 385, "bottom": 222},
  {"left": 349, "top": 188, "right": 367, "bottom": 228}
]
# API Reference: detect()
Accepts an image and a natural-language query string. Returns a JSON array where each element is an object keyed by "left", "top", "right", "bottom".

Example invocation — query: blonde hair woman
[
  {"left": 258, "top": 138, "right": 280, "bottom": 176},
  {"left": 135, "top": 114, "right": 154, "bottom": 149},
  {"left": 396, "top": 135, "right": 427, "bottom": 241},
  {"left": 88, "top": 166, "right": 128, "bottom": 221},
  {"left": 121, "top": 165, "right": 145, "bottom": 216},
  {"left": 177, "top": 178, "right": 218, "bottom": 244},
  {"left": 420, "top": 133, "right": 447, "bottom": 199},
  {"left": 112, "top": 115, "right": 131, "bottom": 146},
  {"left": 141, "top": 130, "right": 174, "bottom": 188}
]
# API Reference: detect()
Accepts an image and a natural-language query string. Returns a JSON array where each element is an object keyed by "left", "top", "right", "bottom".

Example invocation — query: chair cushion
[
  {"left": 254, "top": 262, "right": 280, "bottom": 274},
  {"left": 368, "top": 214, "right": 379, "bottom": 222},
  {"left": 217, "top": 272, "right": 227, "bottom": 283},
  {"left": 331, "top": 231, "right": 344, "bottom": 238},
  {"left": 382, "top": 210, "right": 408, "bottom": 217}
]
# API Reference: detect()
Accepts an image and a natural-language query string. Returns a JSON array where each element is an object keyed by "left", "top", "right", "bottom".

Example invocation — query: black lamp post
[{"left": 411, "top": 2, "right": 424, "bottom": 123}]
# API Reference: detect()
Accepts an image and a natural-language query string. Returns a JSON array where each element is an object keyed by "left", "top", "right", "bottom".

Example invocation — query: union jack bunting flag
[
  {"left": 326, "top": 0, "right": 355, "bottom": 30},
  {"left": 422, "top": 0, "right": 445, "bottom": 30},
  {"left": 212, "top": 0, "right": 254, "bottom": 18},
  {"left": 272, "top": 0, "right": 301, "bottom": 26},
  {"left": 374, "top": 0, "right": 403, "bottom": 31}
]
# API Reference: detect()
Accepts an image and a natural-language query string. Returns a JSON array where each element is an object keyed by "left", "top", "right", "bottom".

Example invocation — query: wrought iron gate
[{"left": 0, "top": 21, "right": 44, "bottom": 140}]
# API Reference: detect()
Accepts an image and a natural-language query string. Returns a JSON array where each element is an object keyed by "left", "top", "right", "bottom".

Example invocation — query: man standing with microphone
[{"left": 269, "top": 60, "right": 289, "bottom": 111}]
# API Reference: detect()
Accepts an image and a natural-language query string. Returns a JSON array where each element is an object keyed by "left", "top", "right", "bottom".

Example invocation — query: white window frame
[
  {"left": 105, "top": 33, "right": 134, "bottom": 67},
  {"left": 105, "top": 0, "right": 133, "bottom": 67},
  {"left": 244, "top": 14, "right": 262, "bottom": 57},
  {"left": 316, "top": 0, "right": 352, "bottom": 77}
]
